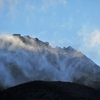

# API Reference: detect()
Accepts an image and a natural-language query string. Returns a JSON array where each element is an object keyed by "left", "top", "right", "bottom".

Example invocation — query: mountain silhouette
[{"left": 0, "top": 81, "right": 100, "bottom": 100}]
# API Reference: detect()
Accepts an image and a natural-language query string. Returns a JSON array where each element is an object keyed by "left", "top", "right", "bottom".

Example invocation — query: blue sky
[{"left": 0, "top": 0, "right": 100, "bottom": 65}]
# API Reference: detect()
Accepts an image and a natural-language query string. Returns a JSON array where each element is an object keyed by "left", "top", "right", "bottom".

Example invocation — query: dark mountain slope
[{"left": 0, "top": 81, "right": 100, "bottom": 100}]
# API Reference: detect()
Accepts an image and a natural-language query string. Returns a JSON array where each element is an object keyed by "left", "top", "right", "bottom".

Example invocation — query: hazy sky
[{"left": 0, "top": 0, "right": 100, "bottom": 65}]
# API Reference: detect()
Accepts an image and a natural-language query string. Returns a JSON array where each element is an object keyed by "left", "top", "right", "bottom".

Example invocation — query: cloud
[
  {"left": 78, "top": 27, "right": 100, "bottom": 48},
  {"left": 7, "top": 0, "right": 19, "bottom": 19},
  {"left": 39, "top": 31, "right": 47, "bottom": 35},
  {"left": 40, "top": 0, "right": 56, "bottom": 11},
  {"left": 25, "top": 0, "right": 67, "bottom": 12},
  {"left": 59, "top": 0, "right": 67, "bottom": 5},
  {"left": 56, "top": 17, "right": 73, "bottom": 30},
  {"left": 8, "top": 0, "right": 19, "bottom": 4},
  {"left": 0, "top": 0, "right": 19, "bottom": 19},
  {"left": 25, "top": 1, "right": 36, "bottom": 11},
  {"left": 51, "top": 33, "right": 72, "bottom": 47},
  {"left": 0, "top": 0, "right": 4, "bottom": 9},
  {"left": 88, "top": 30, "right": 100, "bottom": 47},
  {"left": 40, "top": 0, "right": 67, "bottom": 12},
  {"left": 78, "top": 26, "right": 100, "bottom": 65}
]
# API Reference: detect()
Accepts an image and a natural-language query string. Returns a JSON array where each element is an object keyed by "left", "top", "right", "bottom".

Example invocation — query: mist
[{"left": 0, "top": 34, "right": 100, "bottom": 90}]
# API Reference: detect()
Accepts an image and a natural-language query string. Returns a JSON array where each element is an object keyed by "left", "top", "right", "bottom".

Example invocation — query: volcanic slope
[
  {"left": 0, "top": 34, "right": 100, "bottom": 90},
  {"left": 0, "top": 81, "right": 100, "bottom": 100}
]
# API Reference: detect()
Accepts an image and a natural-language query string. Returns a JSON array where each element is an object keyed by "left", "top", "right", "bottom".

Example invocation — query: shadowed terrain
[{"left": 0, "top": 81, "right": 100, "bottom": 100}]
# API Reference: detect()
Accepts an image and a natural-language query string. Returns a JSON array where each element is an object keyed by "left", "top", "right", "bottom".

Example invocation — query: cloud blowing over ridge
[{"left": 0, "top": 34, "right": 100, "bottom": 90}]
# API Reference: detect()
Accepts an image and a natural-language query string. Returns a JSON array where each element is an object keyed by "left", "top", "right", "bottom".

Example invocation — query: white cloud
[
  {"left": 53, "top": 32, "right": 58, "bottom": 36},
  {"left": 40, "top": 0, "right": 55, "bottom": 11},
  {"left": 38, "top": 31, "right": 47, "bottom": 36},
  {"left": 0, "top": 0, "right": 20, "bottom": 19},
  {"left": 8, "top": 0, "right": 19, "bottom": 19},
  {"left": 78, "top": 26, "right": 100, "bottom": 65},
  {"left": 51, "top": 33, "right": 72, "bottom": 47},
  {"left": 59, "top": 0, "right": 67, "bottom": 5},
  {"left": 25, "top": 1, "right": 36, "bottom": 11},
  {"left": 78, "top": 27, "right": 100, "bottom": 48},
  {"left": 40, "top": 0, "right": 67, "bottom": 12},
  {"left": 8, "top": 0, "right": 19, "bottom": 4},
  {"left": 56, "top": 17, "right": 73, "bottom": 30},
  {"left": 88, "top": 30, "right": 100, "bottom": 47},
  {"left": 51, "top": 38, "right": 72, "bottom": 47},
  {"left": 0, "top": 0, "right": 4, "bottom": 9}
]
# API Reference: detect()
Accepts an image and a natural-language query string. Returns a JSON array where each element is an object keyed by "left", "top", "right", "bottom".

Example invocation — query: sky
[{"left": 0, "top": 0, "right": 100, "bottom": 66}]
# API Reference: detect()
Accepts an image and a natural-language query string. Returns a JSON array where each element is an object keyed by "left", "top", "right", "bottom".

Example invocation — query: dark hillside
[{"left": 0, "top": 81, "right": 100, "bottom": 100}]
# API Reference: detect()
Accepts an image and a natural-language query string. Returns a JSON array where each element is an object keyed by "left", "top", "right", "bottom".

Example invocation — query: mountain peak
[
  {"left": 0, "top": 34, "right": 100, "bottom": 90},
  {"left": 13, "top": 34, "right": 21, "bottom": 37},
  {"left": 63, "top": 46, "right": 76, "bottom": 53},
  {"left": 12, "top": 34, "right": 49, "bottom": 47}
]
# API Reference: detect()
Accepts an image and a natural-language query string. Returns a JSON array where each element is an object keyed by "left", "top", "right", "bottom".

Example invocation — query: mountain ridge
[{"left": 0, "top": 34, "right": 100, "bottom": 90}]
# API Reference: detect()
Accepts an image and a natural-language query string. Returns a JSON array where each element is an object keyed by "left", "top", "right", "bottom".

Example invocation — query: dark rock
[
  {"left": 0, "top": 81, "right": 100, "bottom": 100},
  {"left": 13, "top": 34, "right": 21, "bottom": 37}
]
